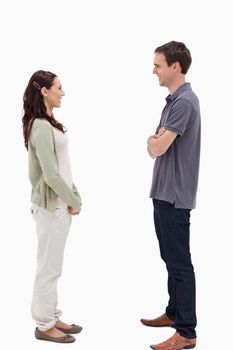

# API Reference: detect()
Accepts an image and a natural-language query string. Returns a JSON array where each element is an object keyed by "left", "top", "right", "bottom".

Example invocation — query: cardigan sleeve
[{"left": 32, "top": 124, "right": 82, "bottom": 210}]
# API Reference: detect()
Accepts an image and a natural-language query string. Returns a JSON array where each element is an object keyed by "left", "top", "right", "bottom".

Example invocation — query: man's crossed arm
[{"left": 147, "top": 127, "right": 177, "bottom": 158}]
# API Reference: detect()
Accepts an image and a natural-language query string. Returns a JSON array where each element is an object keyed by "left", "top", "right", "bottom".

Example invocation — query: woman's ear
[{"left": 40, "top": 87, "right": 48, "bottom": 97}]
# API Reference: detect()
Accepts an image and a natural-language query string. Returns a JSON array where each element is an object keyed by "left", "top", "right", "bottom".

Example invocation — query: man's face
[{"left": 153, "top": 52, "right": 174, "bottom": 87}]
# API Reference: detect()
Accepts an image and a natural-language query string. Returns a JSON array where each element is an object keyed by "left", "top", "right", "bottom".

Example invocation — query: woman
[{"left": 22, "top": 70, "right": 82, "bottom": 343}]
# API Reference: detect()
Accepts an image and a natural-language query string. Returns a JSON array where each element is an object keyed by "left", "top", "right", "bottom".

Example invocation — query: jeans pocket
[
  {"left": 30, "top": 206, "right": 39, "bottom": 222},
  {"left": 31, "top": 208, "right": 38, "bottom": 215}
]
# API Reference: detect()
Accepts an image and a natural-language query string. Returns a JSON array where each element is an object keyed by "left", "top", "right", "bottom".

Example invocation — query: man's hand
[
  {"left": 147, "top": 127, "right": 166, "bottom": 142},
  {"left": 157, "top": 127, "right": 166, "bottom": 137},
  {"left": 68, "top": 206, "right": 81, "bottom": 215}
]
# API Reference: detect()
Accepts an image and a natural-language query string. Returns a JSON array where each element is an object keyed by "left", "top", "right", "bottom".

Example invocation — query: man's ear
[
  {"left": 173, "top": 62, "right": 181, "bottom": 72},
  {"left": 40, "top": 87, "right": 48, "bottom": 97}
]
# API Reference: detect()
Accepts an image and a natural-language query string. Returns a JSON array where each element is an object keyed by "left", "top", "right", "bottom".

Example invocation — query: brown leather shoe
[
  {"left": 150, "top": 332, "right": 196, "bottom": 350},
  {"left": 141, "top": 313, "right": 174, "bottom": 327},
  {"left": 56, "top": 323, "right": 82, "bottom": 334},
  {"left": 35, "top": 328, "right": 76, "bottom": 343}
]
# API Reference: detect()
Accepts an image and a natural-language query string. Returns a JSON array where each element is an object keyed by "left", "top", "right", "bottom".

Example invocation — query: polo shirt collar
[{"left": 166, "top": 83, "right": 191, "bottom": 102}]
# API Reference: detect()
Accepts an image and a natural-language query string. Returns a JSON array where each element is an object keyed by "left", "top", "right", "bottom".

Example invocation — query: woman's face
[{"left": 43, "top": 76, "right": 65, "bottom": 111}]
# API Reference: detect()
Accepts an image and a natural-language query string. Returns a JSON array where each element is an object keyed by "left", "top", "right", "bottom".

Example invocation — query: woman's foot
[
  {"left": 56, "top": 320, "right": 73, "bottom": 330},
  {"left": 35, "top": 326, "right": 76, "bottom": 343},
  {"left": 56, "top": 320, "right": 83, "bottom": 334},
  {"left": 41, "top": 326, "right": 66, "bottom": 337}
]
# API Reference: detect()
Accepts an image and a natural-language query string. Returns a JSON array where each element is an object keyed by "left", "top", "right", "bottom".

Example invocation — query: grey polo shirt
[{"left": 150, "top": 83, "right": 201, "bottom": 209}]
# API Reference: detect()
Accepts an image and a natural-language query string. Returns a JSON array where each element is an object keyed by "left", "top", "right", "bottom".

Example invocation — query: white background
[{"left": 0, "top": 0, "right": 232, "bottom": 349}]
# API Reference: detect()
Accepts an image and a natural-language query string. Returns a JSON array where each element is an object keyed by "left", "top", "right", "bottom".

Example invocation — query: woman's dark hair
[
  {"left": 155, "top": 41, "right": 192, "bottom": 74},
  {"left": 22, "top": 70, "right": 66, "bottom": 149}
]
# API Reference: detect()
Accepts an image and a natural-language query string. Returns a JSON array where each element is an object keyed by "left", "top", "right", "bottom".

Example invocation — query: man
[{"left": 141, "top": 41, "right": 201, "bottom": 350}]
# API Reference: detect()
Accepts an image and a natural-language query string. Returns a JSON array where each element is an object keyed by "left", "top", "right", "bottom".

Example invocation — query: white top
[{"left": 53, "top": 128, "right": 73, "bottom": 208}]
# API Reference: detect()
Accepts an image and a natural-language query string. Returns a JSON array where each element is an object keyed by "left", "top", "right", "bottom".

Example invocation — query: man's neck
[{"left": 168, "top": 77, "right": 186, "bottom": 95}]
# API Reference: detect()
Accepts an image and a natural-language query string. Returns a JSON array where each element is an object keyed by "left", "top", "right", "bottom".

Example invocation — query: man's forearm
[
  {"left": 147, "top": 128, "right": 177, "bottom": 158},
  {"left": 147, "top": 137, "right": 161, "bottom": 157},
  {"left": 147, "top": 128, "right": 165, "bottom": 153},
  {"left": 147, "top": 144, "right": 157, "bottom": 158},
  {"left": 147, "top": 135, "right": 158, "bottom": 158}
]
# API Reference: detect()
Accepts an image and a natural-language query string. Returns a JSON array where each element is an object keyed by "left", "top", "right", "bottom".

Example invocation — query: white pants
[{"left": 31, "top": 204, "right": 72, "bottom": 331}]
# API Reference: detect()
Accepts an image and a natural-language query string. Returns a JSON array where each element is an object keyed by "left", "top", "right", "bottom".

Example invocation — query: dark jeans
[{"left": 153, "top": 199, "right": 197, "bottom": 339}]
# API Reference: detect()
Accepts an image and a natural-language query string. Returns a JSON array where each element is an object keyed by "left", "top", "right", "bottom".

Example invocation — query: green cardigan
[{"left": 28, "top": 118, "right": 82, "bottom": 212}]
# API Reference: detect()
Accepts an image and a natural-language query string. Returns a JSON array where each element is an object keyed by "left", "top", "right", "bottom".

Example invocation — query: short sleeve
[{"left": 165, "top": 98, "right": 194, "bottom": 136}]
